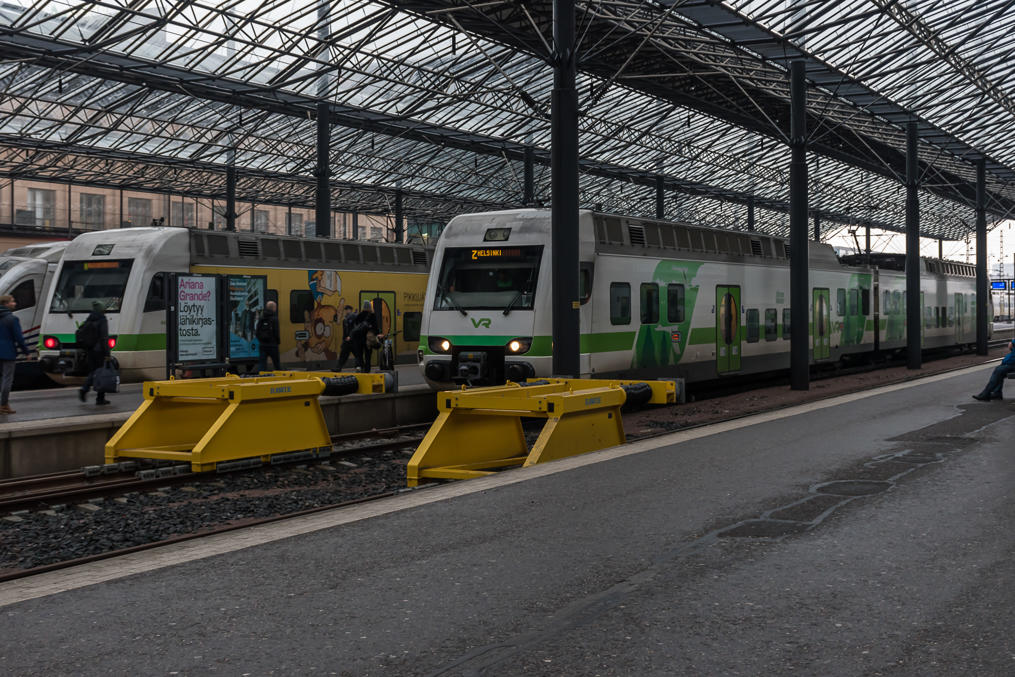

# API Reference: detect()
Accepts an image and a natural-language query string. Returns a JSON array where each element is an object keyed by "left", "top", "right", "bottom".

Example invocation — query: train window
[
  {"left": 143, "top": 273, "right": 165, "bottom": 313},
  {"left": 610, "top": 283, "right": 631, "bottom": 325},
  {"left": 836, "top": 288, "right": 846, "bottom": 316},
  {"left": 289, "top": 290, "right": 314, "bottom": 323},
  {"left": 925, "top": 307, "right": 933, "bottom": 329},
  {"left": 765, "top": 309, "right": 777, "bottom": 341},
  {"left": 579, "top": 263, "right": 594, "bottom": 305},
  {"left": 50, "top": 259, "right": 133, "bottom": 313},
  {"left": 861, "top": 288, "right": 870, "bottom": 315},
  {"left": 883, "top": 291, "right": 891, "bottom": 314},
  {"left": 782, "top": 308, "right": 791, "bottom": 339},
  {"left": 402, "top": 311, "right": 422, "bottom": 342},
  {"left": 746, "top": 309, "right": 760, "bottom": 343},
  {"left": 667, "top": 284, "right": 685, "bottom": 323},
  {"left": 10, "top": 279, "right": 35, "bottom": 309},
  {"left": 640, "top": 283, "right": 659, "bottom": 324},
  {"left": 947, "top": 307, "right": 954, "bottom": 327},
  {"left": 848, "top": 289, "right": 858, "bottom": 314}
]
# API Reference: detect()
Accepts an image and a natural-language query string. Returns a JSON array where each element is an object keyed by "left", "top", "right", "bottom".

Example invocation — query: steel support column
[
  {"left": 352, "top": 210, "right": 359, "bottom": 240},
  {"left": 315, "top": 102, "right": 331, "bottom": 238},
  {"left": 524, "top": 147, "right": 534, "bottom": 206},
  {"left": 747, "top": 195, "right": 755, "bottom": 232},
  {"left": 225, "top": 165, "right": 236, "bottom": 232},
  {"left": 655, "top": 175, "right": 664, "bottom": 219},
  {"left": 976, "top": 158, "right": 988, "bottom": 355},
  {"left": 551, "top": 0, "right": 580, "bottom": 378},
  {"left": 790, "top": 61, "right": 809, "bottom": 391},
  {"left": 813, "top": 211, "right": 820, "bottom": 241},
  {"left": 906, "top": 121, "right": 921, "bottom": 370},
  {"left": 394, "top": 189, "right": 404, "bottom": 243}
]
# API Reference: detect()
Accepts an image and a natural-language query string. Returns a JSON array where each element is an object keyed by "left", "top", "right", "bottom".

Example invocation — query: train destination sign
[{"left": 470, "top": 247, "right": 524, "bottom": 260}]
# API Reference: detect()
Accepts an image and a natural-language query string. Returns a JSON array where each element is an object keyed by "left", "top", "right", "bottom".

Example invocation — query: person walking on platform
[
  {"left": 336, "top": 305, "right": 360, "bottom": 372},
  {"left": 973, "top": 338, "right": 1015, "bottom": 401},
  {"left": 77, "top": 302, "right": 111, "bottom": 406},
  {"left": 255, "top": 300, "right": 281, "bottom": 372},
  {"left": 351, "top": 302, "right": 380, "bottom": 373},
  {"left": 0, "top": 294, "right": 30, "bottom": 414}
]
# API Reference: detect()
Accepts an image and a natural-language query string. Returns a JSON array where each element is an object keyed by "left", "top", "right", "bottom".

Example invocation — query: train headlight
[
  {"left": 428, "top": 336, "right": 453, "bottom": 354},
  {"left": 506, "top": 337, "right": 532, "bottom": 354},
  {"left": 42, "top": 336, "right": 59, "bottom": 350}
]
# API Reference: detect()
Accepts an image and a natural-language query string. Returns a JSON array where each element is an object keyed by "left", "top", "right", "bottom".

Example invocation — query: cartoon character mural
[{"left": 295, "top": 270, "right": 344, "bottom": 363}]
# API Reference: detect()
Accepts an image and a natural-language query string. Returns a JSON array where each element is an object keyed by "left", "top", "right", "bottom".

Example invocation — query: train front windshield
[
  {"left": 49, "top": 259, "right": 133, "bottom": 313},
  {"left": 434, "top": 246, "right": 543, "bottom": 311}
]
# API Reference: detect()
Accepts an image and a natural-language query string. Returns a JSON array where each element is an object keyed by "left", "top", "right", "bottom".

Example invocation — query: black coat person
[
  {"left": 351, "top": 303, "right": 380, "bottom": 372},
  {"left": 78, "top": 303, "right": 111, "bottom": 405},
  {"left": 336, "top": 305, "right": 360, "bottom": 371},
  {"left": 256, "top": 301, "right": 281, "bottom": 372}
]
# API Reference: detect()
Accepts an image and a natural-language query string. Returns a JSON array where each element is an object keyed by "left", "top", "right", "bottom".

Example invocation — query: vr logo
[{"left": 471, "top": 317, "right": 492, "bottom": 328}]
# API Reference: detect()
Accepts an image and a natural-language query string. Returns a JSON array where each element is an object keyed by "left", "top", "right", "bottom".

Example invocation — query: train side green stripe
[{"left": 48, "top": 333, "right": 166, "bottom": 351}]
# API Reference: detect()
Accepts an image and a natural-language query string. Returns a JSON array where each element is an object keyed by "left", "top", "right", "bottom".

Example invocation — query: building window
[
  {"left": 610, "top": 282, "right": 631, "bottom": 325},
  {"left": 171, "top": 201, "right": 195, "bottom": 228},
  {"left": 80, "top": 193, "right": 105, "bottom": 228},
  {"left": 27, "top": 188, "right": 56, "bottom": 226},
  {"left": 286, "top": 212, "right": 303, "bottom": 236},
  {"left": 128, "top": 197, "right": 152, "bottom": 228},
  {"left": 254, "top": 209, "right": 270, "bottom": 233},
  {"left": 640, "top": 283, "right": 659, "bottom": 324}
]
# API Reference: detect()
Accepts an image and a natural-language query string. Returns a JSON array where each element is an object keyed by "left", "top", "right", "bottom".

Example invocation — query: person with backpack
[
  {"left": 0, "top": 294, "right": 30, "bottom": 415},
  {"left": 335, "top": 305, "right": 360, "bottom": 371},
  {"left": 77, "top": 302, "right": 112, "bottom": 405},
  {"left": 351, "top": 302, "right": 380, "bottom": 373},
  {"left": 256, "top": 300, "right": 281, "bottom": 372}
]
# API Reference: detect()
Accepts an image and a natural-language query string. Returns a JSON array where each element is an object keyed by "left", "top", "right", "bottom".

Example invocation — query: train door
[
  {"left": 812, "top": 288, "right": 830, "bottom": 360},
  {"left": 359, "top": 290, "right": 396, "bottom": 336},
  {"left": 715, "top": 285, "right": 741, "bottom": 374}
]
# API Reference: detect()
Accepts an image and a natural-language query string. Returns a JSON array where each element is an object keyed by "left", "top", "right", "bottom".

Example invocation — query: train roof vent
[
  {"left": 283, "top": 239, "right": 302, "bottom": 259},
  {"left": 304, "top": 241, "right": 323, "bottom": 261},
  {"left": 191, "top": 234, "right": 206, "bottom": 257},
  {"left": 628, "top": 224, "right": 646, "bottom": 246},
  {"left": 643, "top": 223, "right": 661, "bottom": 247},
  {"left": 261, "top": 238, "right": 280, "bottom": 259},
  {"left": 379, "top": 246, "right": 395, "bottom": 265},
  {"left": 206, "top": 234, "right": 230, "bottom": 257},
  {"left": 659, "top": 224, "right": 676, "bottom": 248},
  {"left": 750, "top": 239, "right": 764, "bottom": 256},
  {"left": 323, "top": 242, "right": 343, "bottom": 263},
  {"left": 783, "top": 243, "right": 791, "bottom": 258},
  {"left": 362, "top": 245, "right": 378, "bottom": 264},
  {"left": 341, "top": 243, "right": 361, "bottom": 263},
  {"left": 237, "top": 238, "right": 259, "bottom": 258},
  {"left": 411, "top": 249, "right": 428, "bottom": 266}
]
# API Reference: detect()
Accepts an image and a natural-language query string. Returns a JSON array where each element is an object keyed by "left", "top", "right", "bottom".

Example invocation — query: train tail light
[
  {"left": 42, "top": 336, "right": 59, "bottom": 350},
  {"left": 107, "top": 336, "right": 117, "bottom": 349}
]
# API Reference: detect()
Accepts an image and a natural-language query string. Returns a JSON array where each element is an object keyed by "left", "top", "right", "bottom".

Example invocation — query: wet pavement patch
[
  {"left": 765, "top": 494, "right": 846, "bottom": 522},
  {"left": 717, "top": 519, "right": 809, "bottom": 539},
  {"left": 814, "top": 480, "right": 893, "bottom": 496}
]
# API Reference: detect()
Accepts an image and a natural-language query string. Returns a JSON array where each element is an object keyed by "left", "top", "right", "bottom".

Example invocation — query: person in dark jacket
[
  {"left": 256, "top": 300, "right": 281, "bottom": 372},
  {"left": 351, "top": 302, "right": 380, "bottom": 373},
  {"left": 336, "top": 305, "right": 360, "bottom": 371},
  {"left": 78, "top": 302, "right": 111, "bottom": 405},
  {"left": 0, "top": 294, "right": 30, "bottom": 414},
  {"left": 972, "top": 338, "right": 1015, "bottom": 400}
]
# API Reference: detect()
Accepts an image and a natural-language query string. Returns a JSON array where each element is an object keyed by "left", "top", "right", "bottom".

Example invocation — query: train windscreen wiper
[
  {"left": 502, "top": 291, "right": 522, "bottom": 316},
  {"left": 439, "top": 287, "right": 468, "bottom": 316}
]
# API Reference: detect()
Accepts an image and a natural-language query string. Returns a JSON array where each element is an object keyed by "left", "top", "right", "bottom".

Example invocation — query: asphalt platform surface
[{"left": 0, "top": 363, "right": 1013, "bottom": 675}]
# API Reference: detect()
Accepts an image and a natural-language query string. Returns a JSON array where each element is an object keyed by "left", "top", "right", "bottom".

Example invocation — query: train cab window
[
  {"left": 746, "top": 308, "right": 760, "bottom": 343},
  {"left": 10, "top": 279, "right": 35, "bottom": 309},
  {"left": 402, "top": 311, "right": 422, "bottom": 343},
  {"left": 610, "top": 283, "right": 631, "bottom": 325},
  {"left": 861, "top": 288, "right": 870, "bottom": 315},
  {"left": 640, "top": 283, "right": 659, "bottom": 324},
  {"left": 782, "top": 308, "right": 791, "bottom": 339},
  {"left": 50, "top": 259, "right": 133, "bottom": 313},
  {"left": 579, "top": 263, "right": 594, "bottom": 305},
  {"left": 764, "top": 309, "right": 777, "bottom": 341},
  {"left": 667, "top": 284, "right": 685, "bottom": 323},
  {"left": 142, "top": 273, "right": 166, "bottom": 312},
  {"left": 836, "top": 288, "right": 846, "bottom": 316},
  {"left": 290, "top": 290, "right": 314, "bottom": 323}
]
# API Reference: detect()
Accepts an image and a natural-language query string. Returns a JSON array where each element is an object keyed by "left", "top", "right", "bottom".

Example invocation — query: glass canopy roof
[{"left": 1, "top": 0, "right": 1013, "bottom": 241}]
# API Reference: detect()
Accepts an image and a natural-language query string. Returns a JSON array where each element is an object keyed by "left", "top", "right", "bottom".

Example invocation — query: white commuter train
[
  {"left": 418, "top": 209, "right": 988, "bottom": 387},
  {"left": 0, "top": 241, "right": 70, "bottom": 387},
  {"left": 38, "top": 227, "right": 431, "bottom": 384}
]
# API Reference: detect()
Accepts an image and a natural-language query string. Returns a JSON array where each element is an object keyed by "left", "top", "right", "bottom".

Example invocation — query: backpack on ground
[{"left": 75, "top": 318, "right": 100, "bottom": 350}]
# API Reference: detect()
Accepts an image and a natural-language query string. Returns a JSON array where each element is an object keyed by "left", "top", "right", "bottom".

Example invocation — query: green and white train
[{"left": 418, "top": 209, "right": 987, "bottom": 387}]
